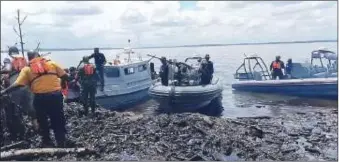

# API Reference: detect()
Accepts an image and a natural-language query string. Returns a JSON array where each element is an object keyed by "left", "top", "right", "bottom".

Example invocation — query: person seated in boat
[
  {"left": 159, "top": 57, "right": 169, "bottom": 86},
  {"left": 270, "top": 56, "right": 285, "bottom": 80},
  {"left": 285, "top": 58, "right": 293, "bottom": 79},
  {"left": 199, "top": 54, "right": 214, "bottom": 85}
]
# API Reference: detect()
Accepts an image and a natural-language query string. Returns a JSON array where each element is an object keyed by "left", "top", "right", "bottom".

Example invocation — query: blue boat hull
[
  {"left": 232, "top": 78, "right": 338, "bottom": 100},
  {"left": 96, "top": 88, "right": 150, "bottom": 111}
]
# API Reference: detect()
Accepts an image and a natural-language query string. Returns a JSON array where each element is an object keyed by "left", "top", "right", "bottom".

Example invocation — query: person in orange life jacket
[
  {"left": 88, "top": 47, "right": 106, "bottom": 92},
  {"left": 270, "top": 55, "right": 285, "bottom": 80},
  {"left": 0, "top": 50, "right": 73, "bottom": 148},
  {"left": 1, "top": 47, "right": 38, "bottom": 132},
  {"left": 75, "top": 56, "right": 99, "bottom": 116}
]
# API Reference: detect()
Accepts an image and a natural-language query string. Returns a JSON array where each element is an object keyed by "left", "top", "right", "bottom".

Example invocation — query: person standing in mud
[
  {"left": 159, "top": 57, "right": 169, "bottom": 86},
  {"left": 0, "top": 46, "right": 37, "bottom": 139},
  {"left": 88, "top": 48, "right": 106, "bottom": 92},
  {"left": 199, "top": 54, "right": 214, "bottom": 85},
  {"left": 0, "top": 50, "right": 72, "bottom": 148},
  {"left": 75, "top": 56, "right": 99, "bottom": 116}
]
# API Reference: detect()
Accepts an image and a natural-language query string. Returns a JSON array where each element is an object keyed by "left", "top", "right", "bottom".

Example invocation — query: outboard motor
[{"left": 150, "top": 62, "right": 157, "bottom": 80}]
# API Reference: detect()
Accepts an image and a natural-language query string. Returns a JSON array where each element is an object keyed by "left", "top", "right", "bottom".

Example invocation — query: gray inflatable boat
[{"left": 148, "top": 78, "right": 223, "bottom": 111}]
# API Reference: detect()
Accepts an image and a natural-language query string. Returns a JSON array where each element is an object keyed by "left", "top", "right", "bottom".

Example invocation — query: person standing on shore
[
  {"left": 0, "top": 46, "right": 37, "bottom": 133},
  {"left": 75, "top": 56, "right": 99, "bottom": 116},
  {"left": 88, "top": 48, "right": 106, "bottom": 92},
  {"left": 0, "top": 50, "right": 71, "bottom": 148}
]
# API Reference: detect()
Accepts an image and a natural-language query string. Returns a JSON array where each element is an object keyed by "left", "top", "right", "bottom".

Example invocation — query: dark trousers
[
  {"left": 81, "top": 84, "right": 96, "bottom": 115},
  {"left": 34, "top": 91, "right": 66, "bottom": 146},
  {"left": 96, "top": 65, "right": 105, "bottom": 89},
  {"left": 161, "top": 76, "right": 168, "bottom": 86},
  {"left": 272, "top": 70, "right": 284, "bottom": 80},
  {"left": 201, "top": 75, "right": 212, "bottom": 85}
]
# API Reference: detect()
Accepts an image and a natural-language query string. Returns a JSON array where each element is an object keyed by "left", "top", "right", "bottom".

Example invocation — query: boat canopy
[{"left": 311, "top": 49, "right": 337, "bottom": 60}]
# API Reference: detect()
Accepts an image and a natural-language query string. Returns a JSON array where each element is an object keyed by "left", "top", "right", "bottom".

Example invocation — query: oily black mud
[{"left": 1, "top": 103, "right": 337, "bottom": 161}]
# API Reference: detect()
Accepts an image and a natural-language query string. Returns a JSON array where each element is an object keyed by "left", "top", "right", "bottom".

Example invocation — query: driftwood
[
  {"left": 0, "top": 147, "right": 96, "bottom": 160},
  {"left": 0, "top": 141, "right": 27, "bottom": 151}
]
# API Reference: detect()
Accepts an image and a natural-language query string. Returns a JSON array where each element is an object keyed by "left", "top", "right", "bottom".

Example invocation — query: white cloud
[{"left": 1, "top": 1, "right": 337, "bottom": 50}]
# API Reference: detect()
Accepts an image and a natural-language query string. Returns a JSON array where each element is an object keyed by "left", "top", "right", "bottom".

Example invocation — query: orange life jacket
[
  {"left": 61, "top": 82, "right": 69, "bottom": 96},
  {"left": 29, "top": 57, "right": 53, "bottom": 74},
  {"left": 11, "top": 57, "right": 27, "bottom": 72},
  {"left": 84, "top": 64, "right": 94, "bottom": 75},
  {"left": 272, "top": 61, "right": 281, "bottom": 69},
  {"left": 28, "top": 57, "right": 57, "bottom": 84}
]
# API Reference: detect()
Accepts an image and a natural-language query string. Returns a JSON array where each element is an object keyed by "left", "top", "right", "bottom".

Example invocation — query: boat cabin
[{"left": 95, "top": 46, "right": 153, "bottom": 97}]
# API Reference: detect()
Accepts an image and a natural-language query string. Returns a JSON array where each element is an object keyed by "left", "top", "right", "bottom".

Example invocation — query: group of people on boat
[
  {"left": 0, "top": 46, "right": 107, "bottom": 148},
  {"left": 158, "top": 54, "right": 214, "bottom": 86}
]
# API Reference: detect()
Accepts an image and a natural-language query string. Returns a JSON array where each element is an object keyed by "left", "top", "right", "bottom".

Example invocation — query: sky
[{"left": 1, "top": 1, "right": 337, "bottom": 50}]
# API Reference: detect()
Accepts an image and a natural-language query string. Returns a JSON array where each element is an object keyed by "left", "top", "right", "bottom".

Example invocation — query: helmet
[{"left": 8, "top": 46, "right": 19, "bottom": 55}]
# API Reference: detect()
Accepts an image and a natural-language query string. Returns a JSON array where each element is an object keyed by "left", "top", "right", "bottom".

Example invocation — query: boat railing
[{"left": 234, "top": 55, "right": 272, "bottom": 81}]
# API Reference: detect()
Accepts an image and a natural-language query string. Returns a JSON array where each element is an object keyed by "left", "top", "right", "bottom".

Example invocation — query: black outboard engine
[{"left": 150, "top": 62, "right": 157, "bottom": 80}]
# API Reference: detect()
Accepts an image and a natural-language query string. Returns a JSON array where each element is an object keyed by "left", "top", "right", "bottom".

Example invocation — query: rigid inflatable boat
[
  {"left": 149, "top": 77, "right": 223, "bottom": 111},
  {"left": 148, "top": 56, "right": 223, "bottom": 112},
  {"left": 232, "top": 78, "right": 338, "bottom": 100},
  {"left": 231, "top": 55, "right": 338, "bottom": 100}
]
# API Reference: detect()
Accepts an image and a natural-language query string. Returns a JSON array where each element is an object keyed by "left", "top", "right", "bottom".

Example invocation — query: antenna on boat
[{"left": 127, "top": 39, "right": 131, "bottom": 62}]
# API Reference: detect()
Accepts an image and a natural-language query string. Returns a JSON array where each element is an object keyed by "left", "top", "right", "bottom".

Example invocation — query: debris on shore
[{"left": 1, "top": 103, "right": 337, "bottom": 161}]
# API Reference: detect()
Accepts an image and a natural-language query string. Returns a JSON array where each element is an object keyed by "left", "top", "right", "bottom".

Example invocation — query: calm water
[{"left": 1, "top": 42, "right": 338, "bottom": 118}]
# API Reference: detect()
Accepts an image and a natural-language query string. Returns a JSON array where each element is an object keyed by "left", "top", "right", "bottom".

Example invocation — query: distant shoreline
[{"left": 1, "top": 39, "right": 337, "bottom": 53}]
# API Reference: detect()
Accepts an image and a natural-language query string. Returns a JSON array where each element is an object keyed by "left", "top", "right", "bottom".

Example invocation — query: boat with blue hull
[
  {"left": 84, "top": 40, "right": 154, "bottom": 110},
  {"left": 232, "top": 55, "right": 338, "bottom": 100},
  {"left": 232, "top": 78, "right": 338, "bottom": 100}
]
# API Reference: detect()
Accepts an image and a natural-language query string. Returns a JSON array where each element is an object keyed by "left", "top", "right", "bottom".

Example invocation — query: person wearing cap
[
  {"left": 159, "top": 57, "right": 169, "bottom": 86},
  {"left": 88, "top": 48, "right": 106, "bottom": 92},
  {"left": 199, "top": 54, "right": 214, "bottom": 85},
  {"left": 270, "top": 55, "right": 285, "bottom": 80},
  {"left": 0, "top": 50, "right": 72, "bottom": 148},
  {"left": 75, "top": 56, "right": 99, "bottom": 116}
]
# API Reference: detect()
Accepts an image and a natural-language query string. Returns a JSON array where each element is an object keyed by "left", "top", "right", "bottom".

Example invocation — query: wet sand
[{"left": 1, "top": 103, "right": 337, "bottom": 161}]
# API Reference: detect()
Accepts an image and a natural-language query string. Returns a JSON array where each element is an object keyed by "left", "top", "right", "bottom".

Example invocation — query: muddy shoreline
[{"left": 1, "top": 103, "right": 337, "bottom": 161}]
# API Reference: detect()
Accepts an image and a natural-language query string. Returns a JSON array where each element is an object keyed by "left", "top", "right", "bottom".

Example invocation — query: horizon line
[{"left": 1, "top": 39, "right": 337, "bottom": 53}]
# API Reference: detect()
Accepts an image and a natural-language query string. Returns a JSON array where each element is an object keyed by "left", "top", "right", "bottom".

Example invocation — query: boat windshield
[{"left": 105, "top": 67, "right": 120, "bottom": 78}]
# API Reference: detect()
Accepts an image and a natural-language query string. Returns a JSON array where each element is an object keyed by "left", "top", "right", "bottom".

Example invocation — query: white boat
[{"left": 93, "top": 40, "right": 154, "bottom": 110}]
